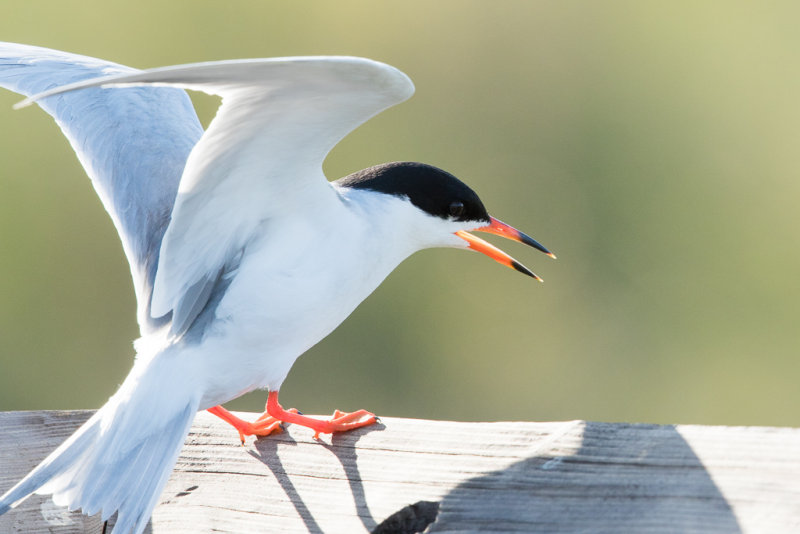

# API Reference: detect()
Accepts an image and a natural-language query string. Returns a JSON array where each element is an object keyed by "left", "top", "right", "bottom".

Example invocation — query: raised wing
[
  {"left": 0, "top": 42, "right": 203, "bottom": 335},
  {"left": 22, "top": 56, "right": 415, "bottom": 337}
]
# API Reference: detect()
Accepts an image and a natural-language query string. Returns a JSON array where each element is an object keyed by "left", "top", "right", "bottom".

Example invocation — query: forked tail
[{"left": 0, "top": 358, "right": 198, "bottom": 534}]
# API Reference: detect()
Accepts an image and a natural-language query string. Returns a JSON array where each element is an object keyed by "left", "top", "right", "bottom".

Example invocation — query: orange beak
[{"left": 455, "top": 217, "right": 555, "bottom": 282}]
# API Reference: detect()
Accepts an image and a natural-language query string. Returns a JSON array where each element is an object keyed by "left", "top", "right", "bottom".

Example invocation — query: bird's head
[{"left": 335, "top": 162, "right": 554, "bottom": 281}]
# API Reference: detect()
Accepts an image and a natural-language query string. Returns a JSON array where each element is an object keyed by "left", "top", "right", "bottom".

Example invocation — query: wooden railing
[{"left": 1, "top": 410, "right": 798, "bottom": 533}]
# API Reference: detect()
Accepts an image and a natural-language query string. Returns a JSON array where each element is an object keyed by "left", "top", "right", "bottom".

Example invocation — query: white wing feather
[
  {"left": 1, "top": 42, "right": 203, "bottom": 334},
  {"left": 22, "top": 57, "right": 414, "bottom": 334}
]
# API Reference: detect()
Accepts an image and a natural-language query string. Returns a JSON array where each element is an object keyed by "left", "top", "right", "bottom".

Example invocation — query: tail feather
[
  {"left": 0, "top": 411, "right": 101, "bottom": 514},
  {"left": 0, "top": 361, "right": 198, "bottom": 534}
]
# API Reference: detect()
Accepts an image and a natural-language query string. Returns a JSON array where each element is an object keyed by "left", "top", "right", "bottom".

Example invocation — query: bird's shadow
[
  {"left": 425, "top": 421, "right": 742, "bottom": 533},
  {"left": 248, "top": 420, "right": 386, "bottom": 534},
  {"left": 244, "top": 421, "right": 741, "bottom": 534}
]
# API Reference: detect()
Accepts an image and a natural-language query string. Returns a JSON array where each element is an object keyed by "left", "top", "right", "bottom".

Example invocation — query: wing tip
[{"left": 12, "top": 97, "right": 34, "bottom": 110}]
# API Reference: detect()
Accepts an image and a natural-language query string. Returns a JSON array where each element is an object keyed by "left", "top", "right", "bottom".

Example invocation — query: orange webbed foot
[
  {"left": 311, "top": 408, "right": 378, "bottom": 439},
  {"left": 208, "top": 392, "right": 379, "bottom": 443},
  {"left": 207, "top": 405, "right": 296, "bottom": 444}
]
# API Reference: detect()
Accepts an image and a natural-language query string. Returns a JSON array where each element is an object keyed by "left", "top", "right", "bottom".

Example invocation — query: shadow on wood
[
  {"left": 246, "top": 421, "right": 388, "bottom": 533},
  {"left": 2, "top": 411, "right": 799, "bottom": 533},
  {"left": 429, "top": 422, "right": 740, "bottom": 532}
]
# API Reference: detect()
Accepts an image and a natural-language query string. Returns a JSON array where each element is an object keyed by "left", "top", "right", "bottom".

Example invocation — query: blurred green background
[{"left": 1, "top": 1, "right": 799, "bottom": 427}]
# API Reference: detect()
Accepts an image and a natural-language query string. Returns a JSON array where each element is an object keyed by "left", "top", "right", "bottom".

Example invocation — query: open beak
[{"left": 455, "top": 217, "right": 555, "bottom": 282}]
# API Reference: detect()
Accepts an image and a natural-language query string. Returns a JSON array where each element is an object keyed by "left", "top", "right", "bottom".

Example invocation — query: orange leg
[{"left": 207, "top": 390, "right": 378, "bottom": 443}]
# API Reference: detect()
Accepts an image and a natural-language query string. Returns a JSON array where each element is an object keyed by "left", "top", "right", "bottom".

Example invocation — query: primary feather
[{"left": 0, "top": 42, "right": 203, "bottom": 334}]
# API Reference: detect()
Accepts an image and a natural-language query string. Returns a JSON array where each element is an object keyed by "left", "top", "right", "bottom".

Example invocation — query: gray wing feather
[
  {"left": 170, "top": 271, "right": 221, "bottom": 338},
  {"left": 0, "top": 42, "right": 204, "bottom": 334}
]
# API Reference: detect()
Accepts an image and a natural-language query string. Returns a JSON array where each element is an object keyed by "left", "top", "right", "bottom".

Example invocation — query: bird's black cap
[{"left": 336, "top": 162, "right": 490, "bottom": 223}]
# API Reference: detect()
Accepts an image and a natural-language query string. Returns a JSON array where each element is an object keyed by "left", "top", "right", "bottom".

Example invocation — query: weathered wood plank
[{"left": 1, "top": 410, "right": 799, "bottom": 533}]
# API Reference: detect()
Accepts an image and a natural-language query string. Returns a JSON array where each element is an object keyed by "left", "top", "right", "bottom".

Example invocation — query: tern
[{"left": 0, "top": 42, "right": 554, "bottom": 533}]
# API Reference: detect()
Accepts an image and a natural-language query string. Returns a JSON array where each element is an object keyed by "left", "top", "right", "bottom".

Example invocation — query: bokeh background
[{"left": 1, "top": 1, "right": 799, "bottom": 427}]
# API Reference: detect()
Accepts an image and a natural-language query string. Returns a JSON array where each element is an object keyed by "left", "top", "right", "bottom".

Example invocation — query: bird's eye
[{"left": 449, "top": 201, "right": 465, "bottom": 218}]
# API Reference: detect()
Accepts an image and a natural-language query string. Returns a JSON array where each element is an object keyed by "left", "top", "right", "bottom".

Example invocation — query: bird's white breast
[{"left": 188, "top": 190, "right": 416, "bottom": 408}]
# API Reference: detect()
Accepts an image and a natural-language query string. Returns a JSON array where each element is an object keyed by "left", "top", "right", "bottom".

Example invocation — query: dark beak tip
[
  {"left": 511, "top": 261, "right": 543, "bottom": 282},
  {"left": 523, "top": 237, "right": 555, "bottom": 258}
]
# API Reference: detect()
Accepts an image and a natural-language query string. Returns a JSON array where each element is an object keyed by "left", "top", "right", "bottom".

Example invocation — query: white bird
[{"left": 0, "top": 42, "right": 554, "bottom": 533}]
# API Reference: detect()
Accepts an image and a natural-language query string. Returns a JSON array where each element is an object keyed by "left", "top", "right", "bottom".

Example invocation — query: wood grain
[{"left": 1, "top": 410, "right": 798, "bottom": 533}]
